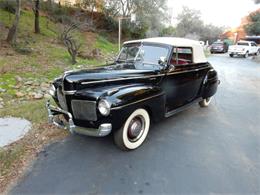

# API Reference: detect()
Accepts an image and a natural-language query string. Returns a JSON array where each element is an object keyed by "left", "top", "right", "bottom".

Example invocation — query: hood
[{"left": 63, "top": 63, "right": 160, "bottom": 84}]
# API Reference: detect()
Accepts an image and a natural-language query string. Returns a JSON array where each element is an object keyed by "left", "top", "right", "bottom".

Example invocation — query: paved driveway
[{"left": 11, "top": 55, "right": 260, "bottom": 194}]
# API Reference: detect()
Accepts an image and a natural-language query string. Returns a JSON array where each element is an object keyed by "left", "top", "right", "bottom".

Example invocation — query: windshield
[
  {"left": 117, "top": 43, "right": 169, "bottom": 70},
  {"left": 212, "top": 42, "right": 223, "bottom": 46}
]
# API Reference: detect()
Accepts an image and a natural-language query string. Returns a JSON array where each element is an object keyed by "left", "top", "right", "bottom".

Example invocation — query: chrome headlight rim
[
  {"left": 98, "top": 99, "right": 111, "bottom": 116},
  {"left": 49, "top": 84, "right": 56, "bottom": 97}
]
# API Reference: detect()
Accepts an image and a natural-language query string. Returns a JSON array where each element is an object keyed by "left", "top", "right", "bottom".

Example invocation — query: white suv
[{"left": 228, "top": 41, "right": 260, "bottom": 58}]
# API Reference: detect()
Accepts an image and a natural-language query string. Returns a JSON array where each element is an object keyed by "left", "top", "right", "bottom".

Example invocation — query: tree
[
  {"left": 104, "top": 0, "right": 135, "bottom": 17},
  {"left": 175, "top": 7, "right": 223, "bottom": 43},
  {"left": 175, "top": 7, "right": 204, "bottom": 38},
  {"left": 103, "top": 0, "right": 169, "bottom": 37},
  {"left": 200, "top": 24, "right": 223, "bottom": 44},
  {"left": 245, "top": 11, "right": 260, "bottom": 35},
  {"left": 33, "top": 0, "right": 40, "bottom": 34},
  {"left": 159, "top": 26, "right": 176, "bottom": 37},
  {"left": 6, "top": 0, "right": 21, "bottom": 44},
  {"left": 134, "top": 0, "right": 169, "bottom": 36},
  {"left": 61, "top": 24, "right": 82, "bottom": 64}
]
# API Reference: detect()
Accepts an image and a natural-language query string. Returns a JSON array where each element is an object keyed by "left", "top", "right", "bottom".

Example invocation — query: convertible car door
[{"left": 164, "top": 47, "right": 205, "bottom": 111}]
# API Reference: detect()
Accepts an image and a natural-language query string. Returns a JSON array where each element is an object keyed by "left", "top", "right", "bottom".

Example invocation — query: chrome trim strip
[
  {"left": 167, "top": 66, "right": 208, "bottom": 76},
  {"left": 63, "top": 90, "right": 77, "bottom": 95},
  {"left": 165, "top": 97, "right": 203, "bottom": 118},
  {"left": 111, "top": 93, "right": 164, "bottom": 110},
  {"left": 81, "top": 74, "right": 165, "bottom": 85}
]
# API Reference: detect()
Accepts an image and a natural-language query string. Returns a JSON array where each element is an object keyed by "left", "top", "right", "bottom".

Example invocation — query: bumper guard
[{"left": 46, "top": 100, "right": 112, "bottom": 137}]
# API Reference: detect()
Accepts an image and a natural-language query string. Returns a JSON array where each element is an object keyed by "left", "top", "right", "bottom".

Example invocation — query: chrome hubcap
[{"left": 127, "top": 115, "right": 145, "bottom": 142}]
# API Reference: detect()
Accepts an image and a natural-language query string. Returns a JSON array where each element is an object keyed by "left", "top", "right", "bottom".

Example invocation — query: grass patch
[
  {"left": 0, "top": 10, "right": 57, "bottom": 39},
  {"left": 0, "top": 144, "right": 26, "bottom": 176},
  {"left": 0, "top": 73, "right": 17, "bottom": 96},
  {"left": 0, "top": 100, "right": 47, "bottom": 123},
  {"left": 95, "top": 35, "right": 117, "bottom": 54}
]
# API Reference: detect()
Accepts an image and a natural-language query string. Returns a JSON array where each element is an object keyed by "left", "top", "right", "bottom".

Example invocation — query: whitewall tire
[
  {"left": 114, "top": 108, "right": 150, "bottom": 150},
  {"left": 199, "top": 97, "right": 212, "bottom": 107}
]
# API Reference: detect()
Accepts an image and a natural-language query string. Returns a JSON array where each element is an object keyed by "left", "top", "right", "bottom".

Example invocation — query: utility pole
[
  {"left": 118, "top": 18, "right": 121, "bottom": 51},
  {"left": 118, "top": 14, "right": 136, "bottom": 52}
]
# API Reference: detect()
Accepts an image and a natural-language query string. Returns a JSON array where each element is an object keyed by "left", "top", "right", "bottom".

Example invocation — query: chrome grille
[
  {"left": 71, "top": 100, "right": 97, "bottom": 121},
  {"left": 57, "top": 88, "right": 68, "bottom": 111}
]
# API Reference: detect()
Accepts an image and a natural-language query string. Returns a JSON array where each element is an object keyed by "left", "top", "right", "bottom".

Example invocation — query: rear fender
[{"left": 201, "top": 69, "right": 219, "bottom": 98}]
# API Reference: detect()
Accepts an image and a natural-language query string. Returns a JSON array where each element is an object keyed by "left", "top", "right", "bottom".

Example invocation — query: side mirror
[{"left": 158, "top": 56, "right": 167, "bottom": 66}]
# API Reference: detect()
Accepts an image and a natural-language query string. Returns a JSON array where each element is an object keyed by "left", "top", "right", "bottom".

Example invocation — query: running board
[{"left": 165, "top": 98, "right": 203, "bottom": 118}]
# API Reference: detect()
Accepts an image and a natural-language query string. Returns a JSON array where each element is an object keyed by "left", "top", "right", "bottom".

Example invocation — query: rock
[
  {"left": 44, "top": 94, "right": 51, "bottom": 99},
  {"left": 78, "top": 51, "right": 90, "bottom": 59},
  {"left": 6, "top": 52, "right": 14, "bottom": 56},
  {"left": 26, "top": 87, "right": 33, "bottom": 92},
  {"left": 13, "top": 84, "right": 22, "bottom": 89},
  {"left": 24, "top": 81, "right": 33, "bottom": 85},
  {"left": 40, "top": 82, "right": 50, "bottom": 88},
  {"left": 33, "top": 83, "right": 40, "bottom": 87},
  {"left": 0, "top": 88, "right": 6, "bottom": 93},
  {"left": 34, "top": 93, "right": 43, "bottom": 99},
  {"left": 0, "top": 104, "right": 3, "bottom": 109},
  {"left": 41, "top": 88, "right": 48, "bottom": 92},
  {"left": 16, "top": 92, "right": 25, "bottom": 98},
  {"left": 92, "top": 48, "right": 101, "bottom": 57},
  {"left": 15, "top": 76, "right": 23, "bottom": 82}
]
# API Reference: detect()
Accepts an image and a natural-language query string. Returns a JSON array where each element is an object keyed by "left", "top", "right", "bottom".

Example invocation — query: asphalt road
[{"left": 11, "top": 54, "right": 260, "bottom": 194}]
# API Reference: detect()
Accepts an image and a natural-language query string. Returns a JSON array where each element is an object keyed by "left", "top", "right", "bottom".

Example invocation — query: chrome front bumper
[{"left": 46, "top": 100, "right": 112, "bottom": 137}]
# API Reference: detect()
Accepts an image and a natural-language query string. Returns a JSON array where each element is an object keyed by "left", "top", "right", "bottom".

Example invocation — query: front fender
[{"left": 107, "top": 84, "right": 166, "bottom": 130}]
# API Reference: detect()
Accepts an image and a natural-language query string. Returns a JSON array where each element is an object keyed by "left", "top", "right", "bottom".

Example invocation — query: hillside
[
  {"left": 0, "top": 7, "right": 118, "bottom": 192},
  {"left": 0, "top": 9, "right": 117, "bottom": 100}
]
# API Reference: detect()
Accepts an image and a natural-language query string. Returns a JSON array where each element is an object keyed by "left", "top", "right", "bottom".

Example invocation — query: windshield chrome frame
[{"left": 116, "top": 42, "right": 171, "bottom": 68}]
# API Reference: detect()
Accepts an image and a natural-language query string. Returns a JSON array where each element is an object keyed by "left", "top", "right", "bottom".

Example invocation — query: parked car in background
[
  {"left": 210, "top": 41, "right": 229, "bottom": 54},
  {"left": 47, "top": 37, "right": 219, "bottom": 150},
  {"left": 228, "top": 41, "right": 260, "bottom": 58}
]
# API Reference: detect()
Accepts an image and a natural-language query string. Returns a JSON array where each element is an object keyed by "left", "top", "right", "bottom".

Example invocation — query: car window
[
  {"left": 170, "top": 47, "right": 193, "bottom": 65},
  {"left": 237, "top": 42, "right": 249, "bottom": 46}
]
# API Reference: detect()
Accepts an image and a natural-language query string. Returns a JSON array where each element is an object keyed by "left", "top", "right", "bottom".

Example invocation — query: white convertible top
[{"left": 124, "top": 37, "right": 208, "bottom": 63}]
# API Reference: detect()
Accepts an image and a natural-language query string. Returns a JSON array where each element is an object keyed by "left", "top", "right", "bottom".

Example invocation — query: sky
[{"left": 167, "top": 0, "right": 260, "bottom": 28}]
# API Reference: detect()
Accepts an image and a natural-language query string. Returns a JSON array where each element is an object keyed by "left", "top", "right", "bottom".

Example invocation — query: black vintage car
[{"left": 47, "top": 37, "right": 219, "bottom": 150}]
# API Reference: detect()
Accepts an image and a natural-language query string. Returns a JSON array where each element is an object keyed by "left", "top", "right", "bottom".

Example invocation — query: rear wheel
[
  {"left": 229, "top": 54, "right": 234, "bottom": 57},
  {"left": 199, "top": 97, "right": 212, "bottom": 107},
  {"left": 114, "top": 108, "right": 150, "bottom": 150}
]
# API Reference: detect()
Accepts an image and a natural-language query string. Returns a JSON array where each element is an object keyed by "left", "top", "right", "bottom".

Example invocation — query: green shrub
[{"left": 0, "top": 0, "right": 16, "bottom": 14}]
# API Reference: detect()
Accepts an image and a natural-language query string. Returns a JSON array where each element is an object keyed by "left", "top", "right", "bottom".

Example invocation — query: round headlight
[
  {"left": 98, "top": 99, "right": 111, "bottom": 116},
  {"left": 49, "top": 84, "right": 56, "bottom": 97}
]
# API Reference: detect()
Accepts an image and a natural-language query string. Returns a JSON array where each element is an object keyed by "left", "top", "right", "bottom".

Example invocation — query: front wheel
[
  {"left": 229, "top": 54, "right": 234, "bottom": 57},
  {"left": 114, "top": 108, "right": 150, "bottom": 150},
  {"left": 199, "top": 97, "right": 212, "bottom": 107}
]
